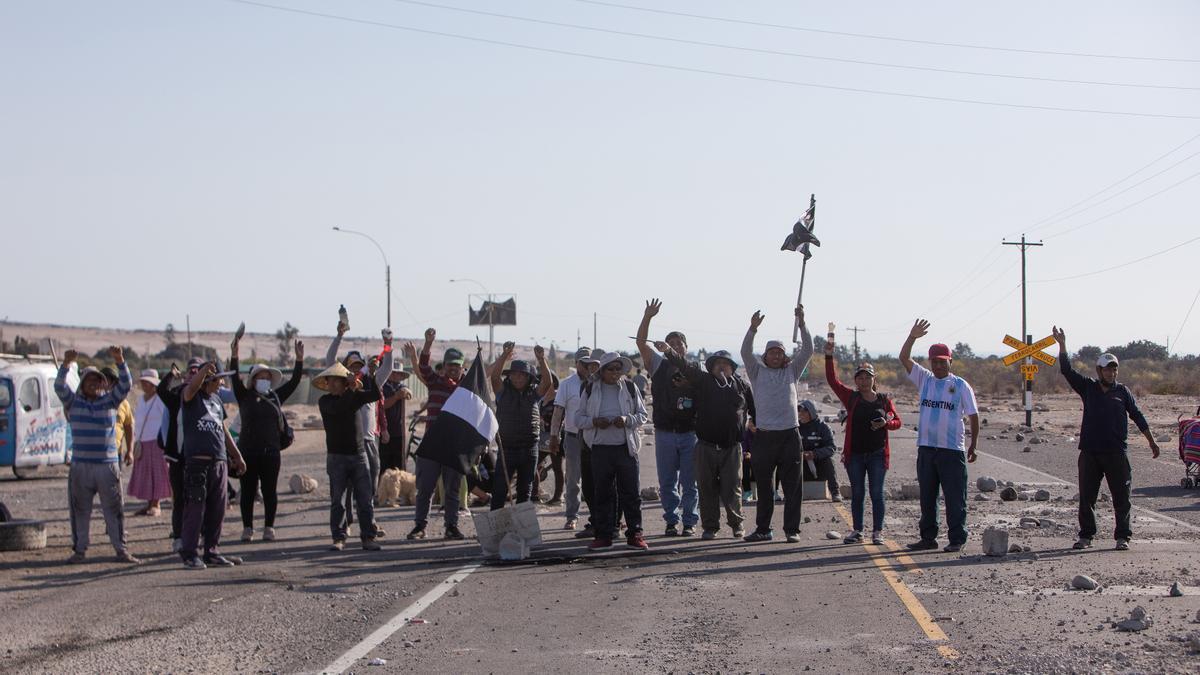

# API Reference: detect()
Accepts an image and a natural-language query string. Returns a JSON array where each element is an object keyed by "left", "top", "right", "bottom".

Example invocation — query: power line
[
  {"left": 1174, "top": 283, "right": 1200, "bottom": 350},
  {"left": 1031, "top": 234, "right": 1200, "bottom": 282},
  {"left": 573, "top": 0, "right": 1200, "bottom": 64},
  {"left": 389, "top": 0, "right": 1200, "bottom": 91},
  {"left": 226, "top": 0, "right": 1200, "bottom": 120},
  {"left": 1043, "top": 168, "right": 1200, "bottom": 239},
  {"left": 945, "top": 284, "right": 1021, "bottom": 336}
]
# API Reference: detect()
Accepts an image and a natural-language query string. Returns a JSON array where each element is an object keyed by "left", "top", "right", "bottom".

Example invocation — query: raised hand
[
  {"left": 108, "top": 346, "right": 125, "bottom": 364},
  {"left": 909, "top": 319, "right": 931, "bottom": 340},
  {"left": 424, "top": 328, "right": 436, "bottom": 344},
  {"left": 749, "top": 311, "right": 765, "bottom": 330},
  {"left": 644, "top": 298, "right": 662, "bottom": 319},
  {"left": 533, "top": 345, "right": 545, "bottom": 360},
  {"left": 502, "top": 341, "right": 516, "bottom": 356},
  {"left": 794, "top": 304, "right": 805, "bottom": 325},
  {"left": 63, "top": 349, "right": 78, "bottom": 364},
  {"left": 336, "top": 321, "right": 347, "bottom": 336},
  {"left": 295, "top": 340, "right": 305, "bottom": 361},
  {"left": 653, "top": 340, "right": 671, "bottom": 354},
  {"left": 1052, "top": 326, "right": 1066, "bottom": 349}
]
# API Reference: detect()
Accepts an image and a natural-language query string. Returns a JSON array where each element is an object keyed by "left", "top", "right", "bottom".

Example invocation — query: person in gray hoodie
[{"left": 740, "top": 305, "right": 813, "bottom": 543}]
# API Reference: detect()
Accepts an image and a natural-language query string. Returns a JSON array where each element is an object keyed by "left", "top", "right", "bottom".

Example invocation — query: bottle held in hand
[{"left": 338, "top": 304, "right": 350, "bottom": 332}]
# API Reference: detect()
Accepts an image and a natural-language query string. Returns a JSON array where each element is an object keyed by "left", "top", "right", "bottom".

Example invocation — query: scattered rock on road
[
  {"left": 640, "top": 486, "right": 660, "bottom": 501},
  {"left": 900, "top": 483, "right": 921, "bottom": 500},
  {"left": 999, "top": 487, "right": 1018, "bottom": 501},
  {"left": 825, "top": 531, "right": 840, "bottom": 540},
  {"left": 976, "top": 476, "right": 997, "bottom": 492},
  {"left": 1035, "top": 489, "right": 1051, "bottom": 501},
  {"left": 1170, "top": 581, "right": 1185, "bottom": 597},
  {"left": 1116, "top": 606, "right": 1152, "bottom": 632},
  {"left": 1071, "top": 574, "right": 1099, "bottom": 590},
  {"left": 981, "top": 527, "right": 1009, "bottom": 557},
  {"left": 289, "top": 474, "right": 318, "bottom": 494},
  {"left": 1015, "top": 433, "right": 1025, "bottom": 441},
  {"left": 975, "top": 494, "right": 991, "bottom": 501}
]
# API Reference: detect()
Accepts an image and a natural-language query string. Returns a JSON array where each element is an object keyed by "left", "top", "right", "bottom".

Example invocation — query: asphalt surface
[{"left": 2, "top": 385, "right": 1200, "bottom": 673}]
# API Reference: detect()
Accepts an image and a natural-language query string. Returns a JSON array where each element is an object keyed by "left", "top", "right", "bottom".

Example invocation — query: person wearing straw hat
[
  {"left": 549, "top": 347, "right": 602, "bottom": 533},
  {"left": 739, "top": 305, "right": 814, "bottom": 543},
  {"left": 229, "top": 332, "right": 305, "bottom": 543},
  {"left": 314, "top": 359, "right": 383, "bottom": 552},
  {"left": 55, "top": 347, "right": 141, "bottom": 565},
  {"left": 576, "top": 351, "right": 649, "bottom": 551},
  {"left": 656, "top": 345, "right": 755, "bottom": 540},
  {"left": 129, "top": 368, "right": 170, "bottom": 517},
  {"left": 488, "top": 342, "right": 555, "bottom": 510},
  {"left": 178, "top": 361, "right": 248, "bottom": 569}
]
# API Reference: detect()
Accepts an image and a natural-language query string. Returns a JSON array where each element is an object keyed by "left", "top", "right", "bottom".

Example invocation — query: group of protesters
[{"left": 52, "top": 298, "right": 1162, "bottom": 567}]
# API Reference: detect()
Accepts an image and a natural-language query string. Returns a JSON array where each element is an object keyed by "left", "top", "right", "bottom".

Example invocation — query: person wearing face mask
[
  {"left": 636, "top": 299, "right": 700, "bottom": 537},
  {"left": 657, "top": 344, "right": 755, "bottom": 540},
  {"left": 55, "top": 347, "right": 141, "bottom": 565},
  {"left": 1052, "top": 327, "right": 1159, "bottom": 551},
  {"left": 825, "top": 339, "right": 902, "bottom": 546},
  {"left": 739, "top": 305, "right": 814, "bottom": 543},
  {"left": 229, "top": 332, "right": 305, "bottom": 543},
  {"left": 899, "top": 320, "right": 979, "bottom": 554},
  {"left": 489, "top": 343, "right": 555, "bottom": 509}
]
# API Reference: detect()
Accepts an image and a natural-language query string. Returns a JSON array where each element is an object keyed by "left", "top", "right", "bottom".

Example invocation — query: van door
[
  {"left": 0, "top": 379, "right": 13, "bottom": 466},
  {"left": 13, "top": 375, "right": 68, "bottom": 468}
]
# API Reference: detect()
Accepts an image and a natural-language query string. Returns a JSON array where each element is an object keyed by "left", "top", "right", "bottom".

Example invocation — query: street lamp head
[{"left": 332, "top": 226, "right": 341, "bottom": 231}]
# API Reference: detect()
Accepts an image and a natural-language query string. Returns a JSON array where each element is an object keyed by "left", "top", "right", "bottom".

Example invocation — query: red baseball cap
[{"left": 928, "top": 343, "right": 952, "bottom": 361}]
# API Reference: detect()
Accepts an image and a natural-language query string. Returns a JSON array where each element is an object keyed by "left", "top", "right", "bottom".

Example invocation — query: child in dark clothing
[{"left": 798, "top": 400, "right": 840, "bottom": 501}]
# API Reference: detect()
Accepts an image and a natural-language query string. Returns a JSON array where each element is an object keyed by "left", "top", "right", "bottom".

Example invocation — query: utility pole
[
  {"left": 186, "top": 314, "right": 193, "bottom": 359},
  {"left": 848, "top": 326, "right": 866, "bottom": 363},
  {"left": 593, "top": 313, "right": 597, "bottom": 352},
  {"left": 1003, "top": 234, "right": 1044, "bottom": 428}
]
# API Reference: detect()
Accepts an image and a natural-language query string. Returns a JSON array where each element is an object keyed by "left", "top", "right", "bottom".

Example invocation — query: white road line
[
  {"left": 976, "top": 450, "right": 1200, "bottom": 534},
  {"left": 324, "top": 563, "right": 480, "bottom": 674}
]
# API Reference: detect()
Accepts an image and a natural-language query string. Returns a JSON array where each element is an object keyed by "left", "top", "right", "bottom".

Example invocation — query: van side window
[
  {"left": 0, "top": 381, "right": 11, "bottom": 409},
  {"left": 48, "top": 378, "right": 62, "bottom": 408},
  {"left": 19, "top": 378, "right": 41, "bottom": 412}
]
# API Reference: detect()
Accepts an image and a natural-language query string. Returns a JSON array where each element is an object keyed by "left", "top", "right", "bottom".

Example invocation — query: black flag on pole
[
  {"left": 781, "top": 194, "right": 820, "bottom": 259},
  {"left": 415, "top": 348, "right": 499, "bottom": 476}
]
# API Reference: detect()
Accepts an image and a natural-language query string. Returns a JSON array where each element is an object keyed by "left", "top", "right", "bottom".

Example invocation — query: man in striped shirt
[
  {"left": 899, "top": 320, "right": 979, "bottom": 554},
  {"left": 402, "top": 328, "right": 466, "bottom": 541},
  {"left": 55, "top": 347, "right": 141, "bottom": 564}
]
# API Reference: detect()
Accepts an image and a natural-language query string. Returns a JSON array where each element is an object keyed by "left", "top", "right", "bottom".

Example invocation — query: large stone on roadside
[
  {"left": 976, "top": 476, "right": 997, "bottom": 492},
  {"left": 1116, "top": 606, "right": 1152, "bottom": 632},
  {"left": 640, "top": 486, "right": 661, "bottom": 501},
  {"left": 1035, "top": 489, "right": 1051, "bottom": 501},
  {"left": 289, "top": 473, "right": 318, "bottom": 494},
  {"left": 900, "top": 483, "right": 922, "bottom": 500},
  {"left": 981, "top": 527, "right": 1009, "bottom": 557},
  {"left": 1071, "top": 574, "right": 1099, "bottom": 590},
  {"left": 999, "top": 487, "right": 1018, "bottom": 502},
  {"left": 1170, "top": 581, "right": 1185, "bottom": 597}
]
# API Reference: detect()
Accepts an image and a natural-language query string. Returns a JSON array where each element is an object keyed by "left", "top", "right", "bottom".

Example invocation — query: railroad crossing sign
[
  {"left": 1001, "top": 335, "right": 1058, "bottom": 367},
  {"left": 1019, "top": 363, "right": 1039, "bottom": 380}
]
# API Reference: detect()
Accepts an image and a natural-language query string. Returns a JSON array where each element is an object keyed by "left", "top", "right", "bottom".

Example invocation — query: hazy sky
[{"left": 4, "top": 0, "right": 1198, "bottom": 358}]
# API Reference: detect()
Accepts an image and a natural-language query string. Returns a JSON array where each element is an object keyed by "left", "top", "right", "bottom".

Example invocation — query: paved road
[{"left": 2, "top": 389, "right": 1199, "bottom": 673}]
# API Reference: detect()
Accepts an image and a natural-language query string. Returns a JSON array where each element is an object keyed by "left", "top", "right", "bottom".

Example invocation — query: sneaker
[
  {"left": 741, "top": 490, "right": 753, "bottom": 504},
  {"left": 701, "top": 530, "right": 717, "bottom": 540},
  {"left": 871, "top": 531, "right": 885, "bottom": 545},
  {"left": 744, "top": 530, "right": 774, "bottom": 542},
  {"left": 588, "top": 538, "right": 613, "bottom": 551},
  {"left": 773, "top": 491, "right": 784, "bottom": 503},
  {"left": 223, "top": 555, "right": 244, "bottom": 565},
  {"left": 183, "top": 556, "right": 207, "bottom": 570},
  {"left": 262, "top": 527, "right": 276, "bottom": 542},
  {"left": 171, "top": 538, "right": 183, "bottom": 553},
  {"left": 943, "top": 543, "right": 964, "bottom": 553},
  {"left": 830, "top": 493, "right": 843, "bottom": 503},
  {"left": 545, "top": 498, "right": 563, "bottom": 506},
  {"left": 241, "top": 527, "right": 253, "bottom": 543},
  {"left": 627, "top": 533, "right": 650, "bottom": 550},
  {"left": 406, "top": 525, "right": 426, "bottom": 540},
  {"left": 843, "top": 531, "right": 864, "bottom": 544},
  {"left": 563, "top": 518, "right": 578, "bottom": 530},
  {"left": 1115, "top": 538, "right": 1130, "bottom": 551},
  {"left": 786, "top": 533, "right": 801, "bottom": 544},
  {"left": 203, "top": 554, "right": 236, "bottom": 567},
  {"left": 444, "top": 525, "right": 465, "bottom": 540},
  {"left": 115, "top": 550, "right": 142, "bottom": 564},
  {"left": 373, "top": 526, "right": 386, "bottom": 539},
  {"left": 1072, "top": 537, "right": 1093, "bottom": 550},
  {"left": 664, "top": 524, "right": 679, "bottom": 536},
  {"left": 66, "top": 551, "right": 86, "bottom": 564},
  {"left": 362, "top": 538, "right": 382, "bottom": 551},
  {"left": 906, "top": 539, "right": 938, "bottom": 551},
  {"left": 732, "top": 529, "right": 745, "bottom": 539},
  {"left": 574, "top": 524, "right": 596, "bottom": 539},
  {"left": 329, "top": 540, "right": 345, "bottom": 551},
  {"left": 681, "top": 526, "right": 696, "bottom": 537}
]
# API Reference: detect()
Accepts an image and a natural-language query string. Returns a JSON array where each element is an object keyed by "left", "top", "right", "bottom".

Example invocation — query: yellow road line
[{"left": 833, "top": 504, "right": 958, "bottom": 660}]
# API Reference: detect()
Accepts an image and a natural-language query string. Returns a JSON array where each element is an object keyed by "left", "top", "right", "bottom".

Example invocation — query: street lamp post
[
  {"left": 450, "top": 278, "right": 494, "bottom": 360},
  {"left": 332, "top": 227, "right": 391, "bottom": 328}
]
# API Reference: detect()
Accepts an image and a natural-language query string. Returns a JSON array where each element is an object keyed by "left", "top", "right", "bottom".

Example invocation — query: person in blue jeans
[
  {"left": 824, "top": 336, "right": 902, "bottom": 545},
  {"left": 899, "top": 320, "right": 979, "bottom": 554},
  {"left": 636, "top": 299, "right": 699, "bottom": 536}
]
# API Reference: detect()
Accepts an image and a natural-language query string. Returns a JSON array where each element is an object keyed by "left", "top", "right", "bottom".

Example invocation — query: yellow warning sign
[
  {"left": 1020, "top": 364, "right": 1039, "bottom": 380},
  {"left": 1001, "top": 335, "right": 1058, "bottom": 368}
]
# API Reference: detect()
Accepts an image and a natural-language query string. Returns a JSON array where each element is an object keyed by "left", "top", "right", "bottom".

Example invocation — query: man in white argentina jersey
[{"left": 899, "top": 319, "right": 979, "bottom": 554}]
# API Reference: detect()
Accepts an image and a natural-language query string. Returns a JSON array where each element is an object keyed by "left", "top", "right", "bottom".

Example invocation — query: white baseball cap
[{"left": 1096, "top": 353, "right": 1119, "bottom": 368}]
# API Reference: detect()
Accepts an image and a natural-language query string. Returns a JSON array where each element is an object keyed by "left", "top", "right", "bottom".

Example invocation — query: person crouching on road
[
  {"left": 55, "top": 347, "right": 141, "bottom": 565},
  {"left": 576, "top": 352, "right": 649, "bottom": 551},
  {"left": 797, "top": 399, "right": 840, "bottom": 506},
  {"left": 1052, "top": 327, "right": 1160, "bottom": 551},
  {"left": 489, "top": 343, "right": 554, "bottom": 509},
  {"left": 179, "top": 361, "right": 248, "bottom": 569},
  {"left": 314, "top": 361, "right": 383, "bottom": 552},
  {"left": 739, "top": 306, "right": 814, "bottom": 543},
  {"left": 657, "top": 343, "right": 754, "bottom": 540},
  {"left": 824, "top": 342, "right": 902, "bottom": 546}
]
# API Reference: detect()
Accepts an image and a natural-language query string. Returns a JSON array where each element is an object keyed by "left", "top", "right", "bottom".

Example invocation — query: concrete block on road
[
  {"left": 802, "top": 481, "right": 829, "bottom": 501},
  {"left": 900, "top": 483, "right": 922, "bottom": 500},
  {"left": 981, "top": 527, "right": 1009, "bottom": 557}
]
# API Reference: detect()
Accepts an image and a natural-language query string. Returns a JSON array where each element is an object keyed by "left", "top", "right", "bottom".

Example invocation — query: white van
[{"left": 0, "top": 355, "right": 74, "bottom": 478}]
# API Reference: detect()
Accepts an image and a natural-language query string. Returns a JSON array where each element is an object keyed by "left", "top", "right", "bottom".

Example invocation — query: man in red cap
[{"left": 899, "top": 320, "right": 979, "bottom": 553}]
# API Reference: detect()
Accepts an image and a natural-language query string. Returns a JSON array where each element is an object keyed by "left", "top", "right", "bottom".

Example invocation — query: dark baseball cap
[{"left": 928, "top": 344, "right": 952, "bottom": 361}]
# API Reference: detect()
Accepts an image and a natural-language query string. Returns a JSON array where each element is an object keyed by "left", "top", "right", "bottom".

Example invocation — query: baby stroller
[{"left": 1178, "top": 407, "right": 1200, "bottom": 489}]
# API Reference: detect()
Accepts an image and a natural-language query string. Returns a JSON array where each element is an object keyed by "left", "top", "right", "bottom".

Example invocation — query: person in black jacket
[
  {"left": 798, "top": 400, "right": 839, "bottom": 502},
  {"left": 315, "top": 361, "right": 382, "bottom": 552},
  {"left": 229, "top": 334, "right": 304, "bottom": 543},
  {"left": 659, "top": 346, "right": 755, "bottom": 540},
  {"left": 157, "top": 357, "right": 205, "bottom": 553},
  {"left": 489, "top": 342, "right": 554, "bottom": 510},
  {"left": 1052, "top": 327, "right": 1160, "bottom": 551}
]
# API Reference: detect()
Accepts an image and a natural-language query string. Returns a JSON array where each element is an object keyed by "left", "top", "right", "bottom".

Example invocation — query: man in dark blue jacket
[{"left": 1053, "top": 327, "right": 1160, "bottom": 551}]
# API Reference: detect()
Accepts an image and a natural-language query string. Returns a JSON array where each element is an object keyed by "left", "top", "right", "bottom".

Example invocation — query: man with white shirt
[
  {"left": 549, "top": 347, "right": 601, "bottom": 534},
  {"left": 899, "top": 319, "right": 980, "bottom": 554}
]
